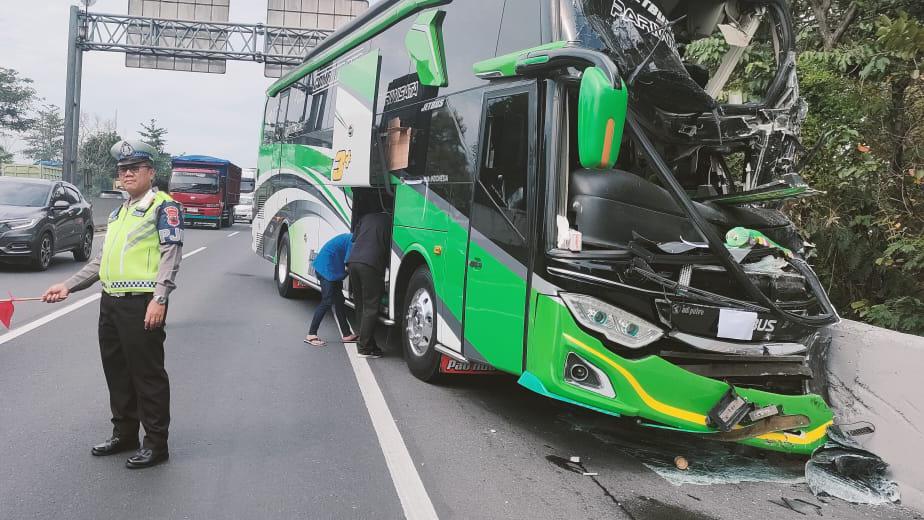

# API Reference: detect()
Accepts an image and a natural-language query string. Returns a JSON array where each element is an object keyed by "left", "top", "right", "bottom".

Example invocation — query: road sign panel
[
  {"left": 126, "top": 0, "right": 231, "bottom": 74},
  {"left": 264, "top": 0, "right": 368, "bottom": 78}
]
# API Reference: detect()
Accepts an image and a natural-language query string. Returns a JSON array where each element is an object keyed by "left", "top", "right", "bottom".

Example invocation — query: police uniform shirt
[{"left": 65, "top": 190, "right": 183, "bottom": 297}]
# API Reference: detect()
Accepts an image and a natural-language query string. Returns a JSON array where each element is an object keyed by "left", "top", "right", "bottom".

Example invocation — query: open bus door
[{"left": 462, "top": 84, "right": 538, "bottom": 374}]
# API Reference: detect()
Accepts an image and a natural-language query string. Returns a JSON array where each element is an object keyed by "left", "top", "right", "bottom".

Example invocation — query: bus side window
[
  {"left": 285, "top": 79, "right": 309, "bottom": 142},
  {"left": 495, "top": 0, "right": 541, "bottom": 57},
  {"left": 262, "top": 96, "right": 280, "bottom": 145},
  {"left": 275, "top": 90, "right": 290, "bottom": 143}
]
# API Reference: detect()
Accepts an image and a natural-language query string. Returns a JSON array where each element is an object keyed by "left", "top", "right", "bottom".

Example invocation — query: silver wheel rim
[
  {"left": 277, "top": 245, "right": 288, "bottom": 283},
  {"left": 82, "top": 232, "right": 92, "bottom": 257},
  {"left": 40, "top": 236, "right": 52, "bottom": 267},
  {"left": 405, "top": 287, "right": 434, "bottom": 357}
]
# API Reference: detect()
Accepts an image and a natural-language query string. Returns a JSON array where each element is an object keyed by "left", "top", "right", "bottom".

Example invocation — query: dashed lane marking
[
  {"left": 227, "top": 231, "right": 240, "bottom": 237},
  {"left": 344, "top": 346, "right": 439, "bottom": 520},
  {"left": 0, "top": 247, "right": 207, "bottom": 346}
]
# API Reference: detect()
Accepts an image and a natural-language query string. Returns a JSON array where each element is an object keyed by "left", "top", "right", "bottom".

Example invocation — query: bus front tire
[
  {"left": 274, "top": 232, "right": 298, "bottom": 299},
  {"left": 402, "top": 266, "right": 442, "bottom": 382}
]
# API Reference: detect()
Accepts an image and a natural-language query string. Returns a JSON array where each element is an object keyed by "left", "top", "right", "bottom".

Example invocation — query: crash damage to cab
[{"left": 517, "top": 0, "right": 840, "bottom": 454}]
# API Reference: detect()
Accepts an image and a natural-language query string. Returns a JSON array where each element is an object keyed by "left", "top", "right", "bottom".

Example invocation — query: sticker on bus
[{"left": 439, "top": 356, "right": 499, "bottom": 375}]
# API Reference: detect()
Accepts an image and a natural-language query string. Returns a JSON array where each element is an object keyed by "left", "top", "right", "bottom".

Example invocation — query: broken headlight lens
[{"left": 561, "top": 293, "right": 663, "bottom": 349}]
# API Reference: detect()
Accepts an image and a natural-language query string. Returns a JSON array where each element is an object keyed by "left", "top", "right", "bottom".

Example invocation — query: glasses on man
[{"left": 117, "top": 164, "right": 151, "bottom": 175}]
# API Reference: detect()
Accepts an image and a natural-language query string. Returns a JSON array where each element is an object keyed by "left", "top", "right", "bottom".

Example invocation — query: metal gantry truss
[
  {"left": 63, "top": 6, "right": 333, "bottom": 186},
  {"left": 79, "top": 11, "right": 333, "bottom": 65}
]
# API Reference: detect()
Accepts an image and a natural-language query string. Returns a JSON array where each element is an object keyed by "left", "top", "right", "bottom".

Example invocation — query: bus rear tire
[
  {"left": 274, "top": 232, "right": 298, "bottom": 299},
  {"left": 402, "top": 266, "right": 442, "bottom": 382}
]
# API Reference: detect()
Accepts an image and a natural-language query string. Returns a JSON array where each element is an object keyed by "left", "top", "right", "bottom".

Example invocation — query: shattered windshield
[{"left": 577, "top": 0, "right": 718, "bottom": 113}]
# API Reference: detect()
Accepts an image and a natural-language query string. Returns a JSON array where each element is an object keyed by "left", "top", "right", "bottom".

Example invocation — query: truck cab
[{"left": 169, "top": 155, "right": 242, "bottom": 229}]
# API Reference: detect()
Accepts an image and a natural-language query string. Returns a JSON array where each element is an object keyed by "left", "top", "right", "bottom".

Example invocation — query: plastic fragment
[
  {"left": 582, "top": 472, "right": 598, "bottom": 476},
  {"left": 569, "top": 456, "right": 581, "bottom": 463},
  {"left": 674, "top": 456, "right": 689, "bottom": 470}
]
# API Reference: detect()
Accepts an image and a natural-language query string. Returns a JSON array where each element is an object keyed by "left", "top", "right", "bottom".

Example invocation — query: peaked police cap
[{"left": 110, "top": 140, "right": 157, "bottom": 167}]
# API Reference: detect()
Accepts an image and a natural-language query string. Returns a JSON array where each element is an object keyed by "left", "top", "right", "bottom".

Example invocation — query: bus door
[{"left": 463, "top": 85, "right": 537, "bottom": 374}]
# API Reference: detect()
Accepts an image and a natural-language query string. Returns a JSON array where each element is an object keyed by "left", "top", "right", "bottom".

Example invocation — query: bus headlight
[{"left": 561, "top": 293, "right": 663, "bottom": 349}]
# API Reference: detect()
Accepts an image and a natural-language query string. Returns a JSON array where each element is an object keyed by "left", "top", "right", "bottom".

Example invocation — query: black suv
[{"left": 0, "top": 177, "right": 94, "bottom": 270}]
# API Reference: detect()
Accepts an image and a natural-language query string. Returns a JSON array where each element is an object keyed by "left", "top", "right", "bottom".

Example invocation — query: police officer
[{"left": 42, "top": 140, "right": 183, "bottom": 469}]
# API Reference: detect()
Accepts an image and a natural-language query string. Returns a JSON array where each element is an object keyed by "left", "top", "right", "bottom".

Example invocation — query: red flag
[{"left": 0, "top": 297, "right": 13, "bottom": 329}]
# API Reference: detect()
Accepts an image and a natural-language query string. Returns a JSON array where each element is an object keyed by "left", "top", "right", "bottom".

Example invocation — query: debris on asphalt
[
  {"left": 768, "top": 498, "right": 806, "bottom": 516},
  {"left": 805, "top": 424, "right": 900, "bottom": 505},
  {"left": 781, "top": 497, "right": 808, "bottom": 516},
  {"left": 794, "top": 498, "right": 824, "bottom": 516},
  {"left": 489, "top": 429, "right": 497, "bottom": 433},
  {"left": 674, "top": 456, "right": 689, "bottom": 470},
  {"left": 582, "top": 472, "right": 598, "bottom": 476},
  {"left": 570, "top": 456, "right": 581, "bottom": 463}
]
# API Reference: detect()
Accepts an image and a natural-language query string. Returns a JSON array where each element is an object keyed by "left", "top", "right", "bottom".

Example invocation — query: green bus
[{"left": 252, "top": 0, "right": 840, "bottom": 454}]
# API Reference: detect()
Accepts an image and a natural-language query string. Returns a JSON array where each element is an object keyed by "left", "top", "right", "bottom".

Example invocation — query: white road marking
[
  {"left": 344, "top": 347, "right": 439, "bottom": 520},
  {"left": 0, "top": 294, "right": 101, "bottom": 346},
  {"left": 227, "top": 231, "right": 240, "bottom": 237},
  {"left": 183, "top": 246, "right": 207, "bottom": 259},
  {"left": 0, "top": 246, "right": 207, "bottom": 345}
]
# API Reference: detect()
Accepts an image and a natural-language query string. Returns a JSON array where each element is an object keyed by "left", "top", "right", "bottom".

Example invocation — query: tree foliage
[
  {"left": 138, "top": 118, "right": 171, "bottom": 187},
  {"left": 0, "top": 67, "right": 35, "bottom": 133},
  {"left": 22, "top": 104, "right": 64, "bottom": 163},
  {"left": 78, "top": 127, "right": 122, "bottom": 195}
]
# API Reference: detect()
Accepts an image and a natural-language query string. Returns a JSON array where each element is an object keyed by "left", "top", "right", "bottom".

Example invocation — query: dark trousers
[
  {"left": 98, "top": 293, "right": 170, "bottom": 450},
  {"left": 308, "top": 276, "right": 351, "bottom": 337},
  {"left": 348, "top": 262, "right": 384, "bottom": 352}
]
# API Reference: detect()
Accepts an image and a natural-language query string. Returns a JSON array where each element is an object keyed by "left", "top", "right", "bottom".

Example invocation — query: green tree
[
  {"left": 22, "top": 104, "right": 64, "bottom": 163},
  {"left": 0, "top": 145, "right": 13, "bottom": 165},
  {"left": 78, "top": 128, "right": 122, "bottom": 195},
  {"left": 138, "top": 118, "right": 171, "bottom": 186},
  {"left": 0, "top": 67, "right": 35, "bottom": 133}
]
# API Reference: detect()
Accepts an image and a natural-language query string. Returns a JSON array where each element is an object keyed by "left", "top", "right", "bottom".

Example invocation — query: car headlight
[
  {"left": 0, "top": 218, "right": 37, "bottom": 231},
  {"left": 560, "top": 293, "right": 663, "bottom": 349}
]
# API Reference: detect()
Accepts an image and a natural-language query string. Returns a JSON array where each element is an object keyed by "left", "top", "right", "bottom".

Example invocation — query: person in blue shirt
[{"left": 305, "top": 233, "right": 357, "bottom": 346}]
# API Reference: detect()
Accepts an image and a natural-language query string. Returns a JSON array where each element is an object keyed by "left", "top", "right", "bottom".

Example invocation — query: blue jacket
[{"left": 313, "top": 233, "right": 353, "bottom": 282}]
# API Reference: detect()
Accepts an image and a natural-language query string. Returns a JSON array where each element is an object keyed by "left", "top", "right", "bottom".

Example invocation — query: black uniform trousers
[
  {"left": 348, "top": 262, "right": 384, "bottom": 352},
  {"left": 98, "top": 292, "right": 170, "bottom": 450}
]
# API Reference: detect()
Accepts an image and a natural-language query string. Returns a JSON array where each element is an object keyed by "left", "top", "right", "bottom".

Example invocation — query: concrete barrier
[
  {"left": 90, "top": 195, "right": 124, "bottom": 230},
  {"left": 826, "top": 319, "right": 924, "bottom": 512}
]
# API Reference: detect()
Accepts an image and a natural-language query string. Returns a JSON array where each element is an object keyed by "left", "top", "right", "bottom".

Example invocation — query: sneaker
[{"left": 357, "top": 347, "right": 383, "bottom": 359}]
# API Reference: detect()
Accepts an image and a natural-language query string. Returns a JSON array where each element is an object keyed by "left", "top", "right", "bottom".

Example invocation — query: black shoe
[
  {"left": 91, "top": 437, "right": 140, "bottom": 457},
  {"left": 125, "top": 448, "right": 169, "bottom": 469},
  {"left": 357, "top": 347, "right": 383, "bottom": 359}
]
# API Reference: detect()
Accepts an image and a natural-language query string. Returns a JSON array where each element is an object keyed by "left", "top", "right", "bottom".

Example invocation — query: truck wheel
[
  {"left": 402, "top": 266, "right": 443, "bottom": 382},
  {"left": 73, "top": 228, "right": 93, "bottom": 261},
  {"left": 274, "top": 232, "right": 298, "bottom": 298}
]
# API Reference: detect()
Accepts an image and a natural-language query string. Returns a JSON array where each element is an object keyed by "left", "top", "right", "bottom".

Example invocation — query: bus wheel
[
  {"left": 402, "top": 266, "right": 442, "bottom": 382},
  {"left": 274, "top": 232, "right": 298, "bottom": 298}
]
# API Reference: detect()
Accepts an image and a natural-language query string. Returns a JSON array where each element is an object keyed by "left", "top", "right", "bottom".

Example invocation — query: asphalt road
[{"left": 1, "top": 226, "right": 920, "bottom": 520}]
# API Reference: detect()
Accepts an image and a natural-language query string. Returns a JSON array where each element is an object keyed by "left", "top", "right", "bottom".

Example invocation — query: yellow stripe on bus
[{"left": 562, "top": 333, "right": 830, "bottom": 445}]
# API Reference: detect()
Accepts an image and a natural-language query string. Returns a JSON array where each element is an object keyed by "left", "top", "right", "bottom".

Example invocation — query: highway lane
[{"left": 0, "top": 228, "right": 918, "bottom": 519}]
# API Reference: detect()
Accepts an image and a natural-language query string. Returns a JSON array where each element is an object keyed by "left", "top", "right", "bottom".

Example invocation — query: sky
[{"left": 0, "top": 0, "right": 299, "bottom": 169}]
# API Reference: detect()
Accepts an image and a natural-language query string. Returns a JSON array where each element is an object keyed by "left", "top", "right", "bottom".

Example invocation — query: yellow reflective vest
[{"left": 100, "top": 190, "right": 181, "bottom": 294}]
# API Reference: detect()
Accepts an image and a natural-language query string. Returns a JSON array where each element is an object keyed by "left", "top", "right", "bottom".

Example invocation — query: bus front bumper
[{"left": 522, "top": 295, "right": 832, "bottom": 455}]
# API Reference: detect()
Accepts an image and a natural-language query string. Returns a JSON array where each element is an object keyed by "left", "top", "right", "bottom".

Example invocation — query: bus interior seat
[{"left": 568, "top": 168, "right": 784, "bottom": 248}]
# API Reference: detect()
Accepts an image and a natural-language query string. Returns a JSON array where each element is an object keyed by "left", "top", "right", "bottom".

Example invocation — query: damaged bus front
[
  {"left": 255, "top": 0, "right": 839, "bottom": 456},
  {"left": 494, "top": 0, "right": 839, "bottom": 454}
]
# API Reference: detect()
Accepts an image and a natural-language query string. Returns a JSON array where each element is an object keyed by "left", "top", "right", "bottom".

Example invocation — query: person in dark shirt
[
  {"left": 347, "top": 211, "right": 391, "bottom": 358},
  {"left": 305, "top": 233, "right": 357, "bottom": 346}
]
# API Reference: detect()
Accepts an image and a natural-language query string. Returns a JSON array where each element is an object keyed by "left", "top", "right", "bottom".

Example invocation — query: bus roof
[{"left": 266, "top": 0, "right": 448, "bottom": 98}]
